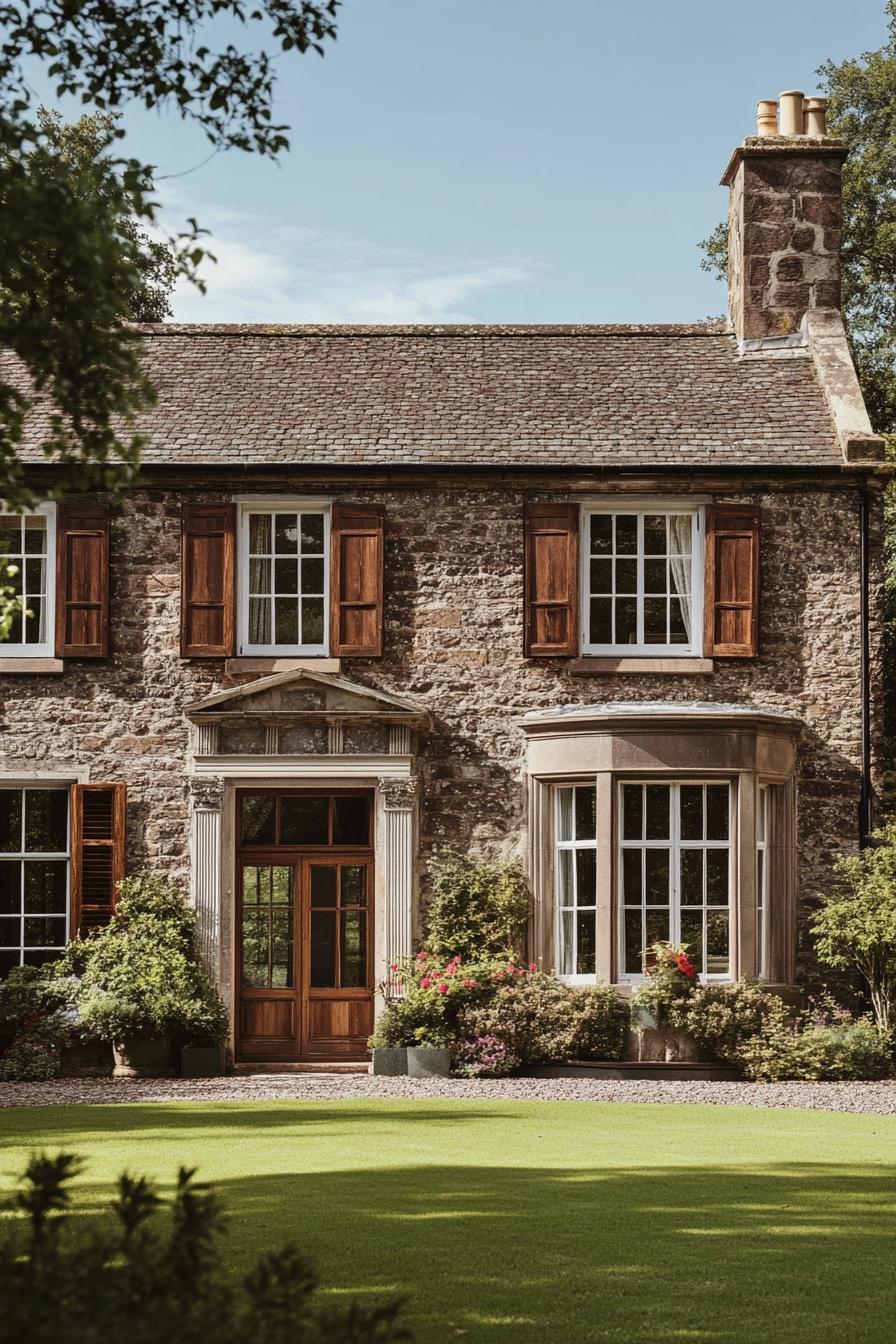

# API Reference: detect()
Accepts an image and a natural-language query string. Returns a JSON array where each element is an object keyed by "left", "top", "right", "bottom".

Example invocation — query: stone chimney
[{"left": 722, "top": 91, "right": 847, "bottom": 346}]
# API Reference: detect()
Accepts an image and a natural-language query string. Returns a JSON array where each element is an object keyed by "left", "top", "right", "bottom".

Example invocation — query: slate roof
[{"left": 11, "top": 323, "right": 844, "bottom": 469}]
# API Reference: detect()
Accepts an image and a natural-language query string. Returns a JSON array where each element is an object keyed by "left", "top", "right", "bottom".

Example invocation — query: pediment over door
[{"left": 185, "top": 668, "right": 428, "bottom": 760}]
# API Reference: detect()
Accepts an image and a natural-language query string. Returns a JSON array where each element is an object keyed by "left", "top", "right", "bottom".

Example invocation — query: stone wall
[{"left": 0, "top": 475, "right": 883, "bottom": 981}]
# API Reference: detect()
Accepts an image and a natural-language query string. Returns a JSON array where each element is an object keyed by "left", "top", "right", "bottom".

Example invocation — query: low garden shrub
[
  {"left": 422, "top": 849, "right": 529, "bottom": 961},
  {"left": 0, "top": 1152, "right": 411, "bottom": 1344},
  {"left": 461, "top": 975, "right": 628, "bottom": 1066},
  {"left": 60, "top": 873, "right": 227, "bottom": 1047},
  {"left": 452, "top": 1034, "right": 518, "bottom": 1077},
  {"left": 0, "top": 965, "right": 78, "bottom": 1082},
  {"left": 631, "top": 942, "right": 697, "bottom": 1025}
]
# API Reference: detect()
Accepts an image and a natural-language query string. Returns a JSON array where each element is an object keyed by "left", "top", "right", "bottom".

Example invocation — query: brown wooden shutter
[
  {"left": 704, "top": 504, "right": 761, "bottom": 658},
  {"left": 71, "top": 783, "right": 126, "bottom": 936},
  {"left": 524, "top": 502, "right": 579, "bottom": 656},
  {"left": 330, "top": 503, "right": 384, "bottom": 657},
  {"left": 55, "top": 500, "right": 110, "bottom": 658},
  {"left": 181, "top": 503, "right": 235, "bottom": 657}
]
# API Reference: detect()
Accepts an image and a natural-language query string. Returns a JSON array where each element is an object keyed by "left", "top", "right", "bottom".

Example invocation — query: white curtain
[{"left": 669, "top": 515, "right": 692, "bottom": 644}]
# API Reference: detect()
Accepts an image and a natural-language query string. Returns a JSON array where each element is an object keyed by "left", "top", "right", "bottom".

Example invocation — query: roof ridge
[{"left": 127, "top": 322, "right": 730, "bottom": 338}]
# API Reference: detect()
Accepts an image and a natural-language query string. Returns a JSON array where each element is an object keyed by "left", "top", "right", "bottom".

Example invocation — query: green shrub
[
  {"left": 64, "top": 873, "right": 228, "bottom": 1045},
  {"left": 0, "top": 965, "right": 77, "bottom": 1081},
  {"left": 812, "top": 823, "right": 896, "bottom": 1037},
  {"left": 0, "top": 1152, "right": 411, "bottom": 1344},
  {"left": 462, "top": 975, "right": 627, "bottom": 1065},
  {"left": 631, "top": 941, "right": 698, "bottom": 1025},
  {"left": 370, "top": 953, "right": 537, "bottom": 1049},
  {"left": 668, "top": 980, "right": 785, "bottom": 1060},
  {"left": 422, "top": 849, "right": 529, "bottom": 960}
]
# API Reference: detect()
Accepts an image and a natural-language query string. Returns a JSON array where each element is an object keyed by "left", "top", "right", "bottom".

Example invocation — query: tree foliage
[
  {"left": 0, "top": 1151, "right": 411, "bottom": 1343},
  {"left": 698, "top": 0, "right": 896, "bottom": 433},
  {"left": 0, "top": 0, "right": 340, "bottom": 510},
  {"left": 422, "top": 849, "right": 530, "bottom": 961}
]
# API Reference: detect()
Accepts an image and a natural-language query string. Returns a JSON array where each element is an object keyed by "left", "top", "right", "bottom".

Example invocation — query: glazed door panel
[
  {"left": 302, "top": 858, "right": 374, "bottom": 1057},
  {"left": 238, "top": 862, "right": 298, "bottom": 1057}
]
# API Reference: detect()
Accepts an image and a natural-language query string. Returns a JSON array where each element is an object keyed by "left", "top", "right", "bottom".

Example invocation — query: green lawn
[{"left": 1, "top": 1100, "right": 895, "bottom": 1342}]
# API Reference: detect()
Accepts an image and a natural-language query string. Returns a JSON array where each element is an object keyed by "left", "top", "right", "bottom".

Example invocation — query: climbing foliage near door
[{"left": 423, "top": 849, "right": 529, "bottom": 961}]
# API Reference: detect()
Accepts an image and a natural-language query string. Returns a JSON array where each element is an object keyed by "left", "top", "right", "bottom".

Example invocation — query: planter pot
[
  {"left": 406, "top": 1046, "right": 451, "bottom": 1079},
  {"left": 630, "top": 1004, "right": 658, "bottom": 1030},
  {"left": 371, "top": 1047, "right": 408, "bottom": 1077},
  {"left": 180, "top": 1045, "right": 225, "bottom": 1078},
  {"left": 61, "top": 1039, "right": 113, "bottom": 1078},
  {"left": 626, "top": 1026, "right": 701, "bottom": 1064},
  {"left": 112, "top": 1035, "right": 173, "bottom": 1079}
]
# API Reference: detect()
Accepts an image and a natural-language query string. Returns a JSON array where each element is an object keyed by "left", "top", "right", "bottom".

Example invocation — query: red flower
[
  {"left": 494, "top": 970, "right": 505, "bottom": 980},
  {"left": 676, "top": 952, "right": 696, "bottom": 979},
  {"left": 437, "top": 983, "right": 449, "bottom": 995},
  {"left": 389, "top": 962, "right": 399, "bottom": 972},
  {"left": 420, "top": 976, "right": 432, "bottom": 988},
  {"left": 462, "top": 978, "right": 478, "bottom": 988},
  {"left": 529, "top": 962, "right": 538, "bottom": 972},
  {"left": 416, "top": 950, "right": 429, "bottom": 961}
]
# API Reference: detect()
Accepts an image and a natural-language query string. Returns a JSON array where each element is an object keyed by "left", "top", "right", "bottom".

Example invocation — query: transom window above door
[
  {"left": 238, "top": 505, "right": 329, "bottom": 655},
  {"left": 582, "top": 507, "right": 703, "bottom": 655},
  {"left": 239, "top": 791, "right": 371, "bottom": 849}
]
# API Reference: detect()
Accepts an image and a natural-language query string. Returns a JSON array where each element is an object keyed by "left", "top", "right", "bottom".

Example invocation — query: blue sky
[{"left": 65, "top": 0, "right": 891, "bottom": 323}]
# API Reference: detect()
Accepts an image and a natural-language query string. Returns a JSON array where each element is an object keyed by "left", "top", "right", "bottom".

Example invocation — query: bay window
[{"left": 555, "top": 785, "right": 598, "bottom": 980}]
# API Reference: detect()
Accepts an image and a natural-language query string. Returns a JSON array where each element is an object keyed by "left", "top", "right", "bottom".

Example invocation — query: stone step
[
  {"left": 233, "top": 1062, "right": 370, "bottom": 1075},
  {"left": 527, "top": 1061, "right": 741, "bottom": 1082}
]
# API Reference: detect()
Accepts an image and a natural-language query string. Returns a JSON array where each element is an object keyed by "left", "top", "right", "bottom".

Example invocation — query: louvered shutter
[
  {"left": 704, "top": 504, "right": 761, "bottom": 658},
  {"left": 181, "top": 503, "right": 235, "bottom": 657},
  {"left": 71, "top": 784, "right": 126, "bottom": 936},
  {"left": 524, "top": 502, "right": 579, "bottom": 656},
  {"left": 55, "top": 501, "right": 110, "bottom": 658},
  {"left": 330, "top": 503, "right": 384, "bottom": 657}
]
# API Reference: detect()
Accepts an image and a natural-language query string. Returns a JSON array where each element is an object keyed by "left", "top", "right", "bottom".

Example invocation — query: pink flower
[
  {"left": 529, "top": 962, "right": 537, "bottom": 972},
  {"left": 444, "top": 964, "right": 457, "bottom": 977},
  {"left": 389, "top": 962, "right": 399, "bottom": 972},
  {"left": 420, "top": 977, "right": 432, "bottom": 988},
  {"left": 462, "top": 978, "right": 478, "bottom": 988},
  {"left": 437, "top": 983, "right": 449, "bottom": 995},
  {"left": 502, "top": 987, "right": 515, "bottom": 997},
  {"left": 494, "top": 970, "right": 505, "bottom": 980},
  {"left": 416, "top": 950, "right": 429, "bottom": 961}
]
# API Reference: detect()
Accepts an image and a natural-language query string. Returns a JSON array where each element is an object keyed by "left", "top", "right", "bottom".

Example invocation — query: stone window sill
[
  {"left": 0, "top": 657, "right": 64, "bottom": 675},
  {"left": 569, "top": 657, "right": 713, "bottom": 675},
  {"left": 224, "top": 656, "right": 341, "bottom": 677}
]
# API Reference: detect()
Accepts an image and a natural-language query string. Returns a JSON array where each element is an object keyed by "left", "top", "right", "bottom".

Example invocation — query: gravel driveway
[{"left": 3, "top": 1075, "right": 896, "bottom": 1114}]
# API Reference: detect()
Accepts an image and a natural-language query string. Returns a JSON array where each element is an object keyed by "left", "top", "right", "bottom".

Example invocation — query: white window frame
[
  {"left": 237, "top": 500, "right": 331, "bottom": 657},
  {"left": 617, "top": 778, "right": 733, "bottom": 983},
  {"left": 581, "top": 501, "right": 704, "bottom": 657},
  {"left": 554, "top": 784, "right": 598, "bottom": 985},
  {"left": 0, "top": 501, "right": 56, "bottom": 659},
  {"left": 0, "top": 785, "right": 70, "bottom": 974},
  {"left": 757, "top": 784, "right": 769, "bottom": 980}
]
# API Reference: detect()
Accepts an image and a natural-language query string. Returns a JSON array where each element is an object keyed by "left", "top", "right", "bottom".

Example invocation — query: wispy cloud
[{"left": 160, "top": 196, "right": 536, "bottom": 323}]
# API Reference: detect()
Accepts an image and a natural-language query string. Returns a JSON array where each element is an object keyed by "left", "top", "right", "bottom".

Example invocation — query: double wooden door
[{"left": 236, "top": 791, "right": 374, "bottom": 1060}]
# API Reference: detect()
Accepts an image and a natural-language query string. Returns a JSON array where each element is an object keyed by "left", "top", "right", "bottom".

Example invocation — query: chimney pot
[
  {"left": 778, "top": 90, "right": 805, "bottom": 136},
  {"left": 756, "top": 99, "right": 778, "bottom": 136},
  {"left": 804, "top": 96, "right": 828, "bottom": 137}
]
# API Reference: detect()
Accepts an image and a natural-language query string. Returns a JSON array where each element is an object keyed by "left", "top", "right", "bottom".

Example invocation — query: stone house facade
[{"left": 0, "top": 100, "right": 888, "bottom": 1062}]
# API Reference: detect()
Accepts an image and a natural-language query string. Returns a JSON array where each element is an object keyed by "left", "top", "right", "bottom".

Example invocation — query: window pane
[
  {"left": 622, "top": 849, "right": 642, "bottom": 904},
  {"left": 311, "top": 909, "right": 337, "bottom": 987},
  {"left": 274, "top": 598, "right": 299, "bottom": 645},
  {"left": 624, "top": 909, "right": 643, "bottom": 975},
  {"left": 680, "top": 909, "right": 703, "bottom": 971},
  {"left": 24, "top": 862, "right": 67, "bottom": 914},
  {"left": 302, "top": 558, "right": 324, "bottom": 594},
  {"left": 643, "top": 597, "right": 667, "bottom": 644},
  {"left": 241, "top": 911, "right": 269, "bottom": 988},
  {"left": 576, "top": 911, "right": 596, "bottom": 974},
  {"left": 589, "top": 514, "right": 612, "bottom": 555},
  {"left": 271, "top": 866, "right": 292, "bottom": 904},
  {"left": 706, "top": 911, "right": 729, "bottom": 975},
  {"left": 274, "top": 558, "right": 299, "bottom": 594},
  {"left": 557, "top": 788, "right": 573, "bottom": 843},
  {"left": 24, "top": 599, "right": 45, "bottom": 646},
  {"left": 644, "top": 515, "right": 667, "bottom": 554},
  {"left": 0, "top": 791, "right": 22, "bottom": 852},
  {"left": 23, "top": 517, "right": 47, "bottom": 554},
  {"left": 706, "top": 786, "right": 729, "bottom": 840},
  {"left": 24, "top": 791, "right": 68, "bottom": 853},
  {"left": 271, "top": 909, "right": 293, "bottom": 987},
  {"left": 0, "top": 916, "right": 20, "bottom": 945},
  {"left": 25, "top": 558, "right": 45, "bottom": 593},
  {"left": 615, "top": 558, "right": 637, "bottom": 594},
  {"left": 574, "top": 786, "right": 596, "bottom": 840},
  {"left": 679, "top": 849, "right": 703, "bottom": 905},
  {"left": 310, "top": 865, "right": 338, "bottom": 907},
  {"left": 590, "top": 558, "right": 612, "bottom": 594},
  {"left": 0, "top": 950, "right": 18, "bottom": 977},
  {"left": 248, "top": 596, "right": 271, "bottom": 644},
  {"left": 706, "top": 850, "right": 729, "bottom": 904},
  {"left": 341, "top": 865, "right": 366, "bottom": 906},
  {"left": 644, "top": 558, "right": 666, "bottom": 594},
  {"left": 249, "top": 557, "right": 270, "bottom": 594},
  {"left": 575, "top": 849, "right": 596, "bottom": 907},
  {"left": 23, "top": 949, "right": 63, "bottom": 968},
  {"left": 645, "top": 907, "right": 670, "bottom": 949},
  {"left": 669, "top": 599, "right": 688, "bottom": 644},
  {"left": 249, "top": 514, "right": 271, "bottom": 552},
  {"left": 670, "top": 514, "right": 692, "bottom": 555},
  {"left": 615, "top": 515, "right": 637, "bottom": 554},
  {"left": 301, "top": 599, "right": 325, "bottom": 646},
  {"left": 334, "top": 796, "right": 369, "bottom": 846},
  {"left": 24, "top": 916, "right": 66, "bottom": 947},
  {"left": 242, "top": 867, "right": 259, "bottom": 905},
  {"left": 589, "top": 598, "right": 612, "bottom": 645},
  {"left": 645, "top": 786, "right": 670, "bottom": 840},
  {"left": 557, "top": 849, "right": 574, "bottom": 906},
  {"left": 274, "top": 514, "right": 300, "bottom": 553},
  {"left": 559, "top": 908, "right": 574, "bottom": 976},
  {"left": 680, "top": 786, "right": 703, "bottom": 841},
  {"left": 341, "top": 910, "right": 366, "bottom": 987},
  {"left": 645, "top": 849, "right": 670, "bottom": 905},
  {"left": 614, "top": 597, "right": 637, "bottom": 645},
  {"left": 301, "top": 514, "right": 325, "bottom": 552},
  {"left": 281, "top": 796, "right": 329, "bottom": 845},
  {"left": 0, "top": 862, "right": 20, "bottom": 913},
  {"left": 622, "top": 786, "right": 643, "bottom": 841},
  {"left": 241, "top": 796, "right": 276, "bottom": 845}
]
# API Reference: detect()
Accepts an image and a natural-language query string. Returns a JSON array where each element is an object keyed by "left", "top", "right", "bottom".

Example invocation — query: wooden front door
[{"left": 236, "top": 790, "right": 374, "bottom": 1061}]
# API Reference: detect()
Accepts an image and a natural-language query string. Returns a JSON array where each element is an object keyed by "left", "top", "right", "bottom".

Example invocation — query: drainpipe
[{"left": 859, "top": 479, "right": 873, "bottom": 846}]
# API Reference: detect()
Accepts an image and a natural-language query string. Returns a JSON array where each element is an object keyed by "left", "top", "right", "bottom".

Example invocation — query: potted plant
[
  {"left": 629, "top": 942, "right": 701, "bottom": 1063},
  {"left": 406, "top": 1027, "right": 452, "bottom": 1078},
  {"left": 70, "top": 874, "right": 228, "bottom": 1079}
]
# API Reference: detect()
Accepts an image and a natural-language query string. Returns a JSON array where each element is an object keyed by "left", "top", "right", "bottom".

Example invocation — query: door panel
[
  {"left": 303, "top": 858, "right": 373, "bottom": 1058},
  {"left": 237, "top": 862, "right": 298, "bottom": 1056}
]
